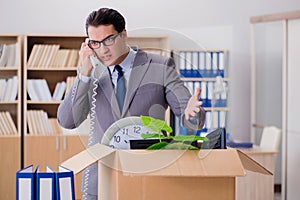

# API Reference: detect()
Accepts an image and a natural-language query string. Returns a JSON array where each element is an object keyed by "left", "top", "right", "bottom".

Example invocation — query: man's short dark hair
[{"left": 85, "top": 8, "right": 126, "bottom": 35}]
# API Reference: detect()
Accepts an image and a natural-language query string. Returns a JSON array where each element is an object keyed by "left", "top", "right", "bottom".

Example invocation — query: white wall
[{"left": 1, "top": 0, "right": 300, "bottom": 141}]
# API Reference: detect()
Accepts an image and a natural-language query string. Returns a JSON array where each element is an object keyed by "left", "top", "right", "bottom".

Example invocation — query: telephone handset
[
  {"left": 85, "top": 38, "right": 107, "bottom": 81},
  {"left": 81, "top": 39, "right": 107, "bottom": 200},
  {"left": 89, "top": 54, "right": 107, "bottom": 81}
]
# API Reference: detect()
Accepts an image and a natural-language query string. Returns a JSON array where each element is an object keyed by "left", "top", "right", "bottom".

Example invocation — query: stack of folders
[
  {"left": 184, "top": 81, "right": 228, "bottom": 108},
  {"left": 16, "top": 165, "right": 75, "bottom": 200},
  {"left": 174, "top": 51, "right": 226, "bottom": 78}
]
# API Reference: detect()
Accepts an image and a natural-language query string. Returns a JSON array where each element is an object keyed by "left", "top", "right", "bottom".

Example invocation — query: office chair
[{"left": 259, "top": 126, "right": 281, "bottom": 150}]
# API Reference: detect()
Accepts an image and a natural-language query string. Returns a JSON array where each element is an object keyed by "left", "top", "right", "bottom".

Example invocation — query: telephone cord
[{"left": 82, "top": 77, "right": 98, "bottom": 200}]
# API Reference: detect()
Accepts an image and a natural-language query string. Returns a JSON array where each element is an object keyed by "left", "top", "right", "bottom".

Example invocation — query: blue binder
[
  {"left": 16, "top": 165, "right": 37, "bottom": 200},
  {"left": 55, "top": 166, "right": 75, "bottom": 200},
  {"left": 16, "top": 165, "right": 75, "bottom": 200},
  {"left": 36, "top": 166, "right": 55, "bottom": 200}
]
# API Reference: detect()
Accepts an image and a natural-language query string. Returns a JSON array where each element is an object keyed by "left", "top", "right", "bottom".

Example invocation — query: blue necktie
[{"left": 114, "top": 65, "right": 125, "bottom": 111}]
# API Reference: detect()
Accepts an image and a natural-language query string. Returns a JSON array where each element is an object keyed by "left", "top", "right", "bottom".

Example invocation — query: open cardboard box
[{"left": 61, "top": 143, "right": 272, "bottom": 200}]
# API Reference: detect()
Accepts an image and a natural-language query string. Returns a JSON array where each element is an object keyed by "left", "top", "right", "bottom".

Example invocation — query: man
[{"left": 57, "top": 7, "right": 205, "bottom": 200}]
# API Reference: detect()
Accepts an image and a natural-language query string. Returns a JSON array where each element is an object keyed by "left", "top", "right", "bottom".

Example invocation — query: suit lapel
[
  {"left": 122, "top": 50, "right": 150, "bottom": 117},
  {"left": 98, "top": 69, "right": 121, "bottom": 118}
]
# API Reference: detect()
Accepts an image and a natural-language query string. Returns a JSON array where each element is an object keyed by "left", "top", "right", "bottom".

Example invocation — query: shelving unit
[
  {"left": 127, "top": 35, "right": 170, "bottom": 56},
  {"left": 171, "top": 49, "right": 230, "bottom": 135},
  {"left": 21, "top": 34, "right": 170, "bottom": 199},
  {"left": 23, "top": 34, "right": 170, "bottom": 133},
  {"left": 23, "top": 34, "right": 84, "bottom": 134},
  {"left": 23, "top": 34, "right": 85, "bottom": 199},
  {"left": 0, "top": 34, "right": 22, "bottom": 200},
  {"left": 0, "top": 33, "right": 230, "bottom": 199}
]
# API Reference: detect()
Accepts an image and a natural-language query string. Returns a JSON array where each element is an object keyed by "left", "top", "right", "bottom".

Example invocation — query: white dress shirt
[{"left": 79, "top": 47, "right": 136, "bottom": 93}]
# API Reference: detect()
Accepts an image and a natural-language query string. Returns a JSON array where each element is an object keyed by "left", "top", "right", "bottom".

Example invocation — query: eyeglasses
[{"left": 87, "top": 33, "right": 122, "bottom": 49}]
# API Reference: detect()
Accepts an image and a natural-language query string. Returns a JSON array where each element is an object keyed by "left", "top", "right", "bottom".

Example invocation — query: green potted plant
[{"left": 140, "top": 115, "right": 208, "bottom": 150}]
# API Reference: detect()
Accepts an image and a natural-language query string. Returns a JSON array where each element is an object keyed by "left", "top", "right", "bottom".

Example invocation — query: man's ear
[{"left": 121, "top": 29, "right": 127, "bottom": 39}]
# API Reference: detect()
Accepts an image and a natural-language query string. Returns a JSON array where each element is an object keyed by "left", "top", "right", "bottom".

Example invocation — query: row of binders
[
  {"left": 0, "top": 43, "right": 19, "bottom": 67},
  {"left": 173, "top": 50, "right": 227, "bottom": 78},
  {"left": 177, "top": 110, "right": 227, "bottom": 136},
  {"left": 27, "top": 110, "right": 63, "bottom": 135},
  {"left": 184, "top": 79, "right": 228, "bottom": 107},
  {"left": 16, "top": 165, "right": 75, "bottom": 200},
  {"left": 0, "top": 76, "right": 18, "bottom": 101},
  {"left": 0, "top": 111, "right": 17, "bottom": 135},
  {"left": 27, "top": 76, "right": 76, "bottom": 101},
  {"left": 27, "top": 44, "right": 81, "bottom": 68}
]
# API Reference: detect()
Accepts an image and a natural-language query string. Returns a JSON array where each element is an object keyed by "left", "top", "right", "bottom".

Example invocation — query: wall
[
  {"left": 1, "top": 0, "right": 300, "bottom": 141},
  {"left": 252, "top": 21, "right": 284, "bottom": 185}
]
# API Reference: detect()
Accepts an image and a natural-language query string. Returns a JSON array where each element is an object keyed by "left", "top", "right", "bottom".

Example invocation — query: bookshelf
[
  {"left": 171, "top": 49, "right": 230, "bottom": 135},
  {"left": 23, "top": 35, "right": 85, "bottom": 135},
  {"left": 23, "top": 34, "right": 85, "bottom": 199},
  {"left": 0, "top": 34, "right": 22, "bottom": 200},
  {"left": 22, "top": 34, "right": 170, "bottom": 199},
  {"left": 23, "top": 34, "right": 170, "bottom": 136},
  {"left": 127, "top": 35, "right": 170, "bottom": 56}
]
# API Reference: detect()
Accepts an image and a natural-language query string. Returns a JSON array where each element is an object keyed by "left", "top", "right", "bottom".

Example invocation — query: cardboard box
[{"left": 61, "top": 143, "right": 272, "bottom": 200}]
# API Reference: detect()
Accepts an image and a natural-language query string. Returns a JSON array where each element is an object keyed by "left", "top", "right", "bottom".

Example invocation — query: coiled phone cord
[{"left": 82, "top": 74, "right": 98, "bottom": 200}]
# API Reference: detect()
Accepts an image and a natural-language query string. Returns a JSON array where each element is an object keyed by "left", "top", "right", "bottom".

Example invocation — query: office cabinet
[
  {"left": 24, "top": 135, "right": 87, "bottom": 199},
  {"left": 0, "top": 34, "right": 22, "bottom": 200},
  {"left": 22, "top": 34, "right": 88, "bottom": 199}
]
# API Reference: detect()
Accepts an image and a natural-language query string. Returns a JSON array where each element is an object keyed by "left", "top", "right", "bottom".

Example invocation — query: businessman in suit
[{"left": 57, "top": 7, "right": 205, "bottom": 200}]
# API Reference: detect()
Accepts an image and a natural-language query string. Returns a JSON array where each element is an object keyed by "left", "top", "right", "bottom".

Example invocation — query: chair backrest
[{"left": 259, "top": 126, "right": 281, "bottom": 150}]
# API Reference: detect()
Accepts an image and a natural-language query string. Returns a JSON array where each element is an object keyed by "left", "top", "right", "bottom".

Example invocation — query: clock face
[{"left": 101, "top": 116, "right": 155, "bottom": 149}]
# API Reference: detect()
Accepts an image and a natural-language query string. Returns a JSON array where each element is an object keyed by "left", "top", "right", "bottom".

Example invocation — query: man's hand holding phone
[{"left": 78, "top": 38, "right": 96, "bottom": 77}]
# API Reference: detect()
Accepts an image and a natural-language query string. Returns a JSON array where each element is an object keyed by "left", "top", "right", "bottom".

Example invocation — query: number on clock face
[{"left": 108, "top": 125, "right": 153, "bottom": 149}]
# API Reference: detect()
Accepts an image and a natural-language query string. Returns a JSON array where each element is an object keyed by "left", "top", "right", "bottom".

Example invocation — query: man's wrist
[{"left": 78, "top": 71, "right": 91, "bottom": 83}]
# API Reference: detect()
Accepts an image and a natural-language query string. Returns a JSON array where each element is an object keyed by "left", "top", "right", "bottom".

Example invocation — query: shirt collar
[{"left": 108, "top": 47, "right": 137, "bottom": 73}]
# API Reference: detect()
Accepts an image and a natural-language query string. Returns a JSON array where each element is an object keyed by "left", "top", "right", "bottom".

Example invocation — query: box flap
[
  {"left": 117, "top": 148, "right": 247, "bottom": 177},
  {"left": 237, "top": 150, "right": 272, "bottom": 175},
  {"left": 61, "top": 143, "right": 115, "bottom": 174},
  {"left": 61, "top": 144, "right": 272, "bottom": 177}
]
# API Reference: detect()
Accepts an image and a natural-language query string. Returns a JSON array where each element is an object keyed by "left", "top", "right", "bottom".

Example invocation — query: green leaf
[
  {"left": 172, "top": 135, "right": 208, "bottom": 142},
  {"left": 140, "top": 116, "right": 206, "bottom": 150},
  {"left": 141, "top": 133, "right": 166, "bottom": 139},
  {"left": 140, "top": 115, "right": 173, "bottom": 133}
]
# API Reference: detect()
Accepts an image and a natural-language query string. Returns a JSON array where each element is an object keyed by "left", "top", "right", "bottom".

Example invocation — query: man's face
[{"left": 88, "top": 24, "right": 128, "bottom": 66}]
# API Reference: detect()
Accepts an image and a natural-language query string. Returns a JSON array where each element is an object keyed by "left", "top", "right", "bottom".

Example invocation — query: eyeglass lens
[{"left": 88, "top": 33, "right": 120, "bottom": 49}]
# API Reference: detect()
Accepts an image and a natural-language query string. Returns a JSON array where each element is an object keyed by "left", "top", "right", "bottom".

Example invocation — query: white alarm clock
[{"left": 101, "top": 116, "right": 156, "bottom": 149}]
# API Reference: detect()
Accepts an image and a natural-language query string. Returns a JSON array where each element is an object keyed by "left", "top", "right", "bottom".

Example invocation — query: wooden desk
[{"left": 236, "top": 146, "right": 278, "bottom": 200}]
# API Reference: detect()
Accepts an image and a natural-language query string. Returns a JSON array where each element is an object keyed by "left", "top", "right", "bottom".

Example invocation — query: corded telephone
[
  {"left": 82, "top": 40, "right": 106, "bottom": 199},
  {"left": 89, "top": 54, "right": 107, "bottom": 81}
]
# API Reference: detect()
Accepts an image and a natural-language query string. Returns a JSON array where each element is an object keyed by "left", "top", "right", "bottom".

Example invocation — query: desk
[{"left": 236, "top": 146, "right": 278, "bottom": 200}]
